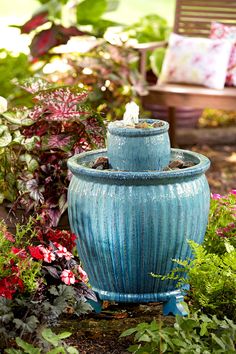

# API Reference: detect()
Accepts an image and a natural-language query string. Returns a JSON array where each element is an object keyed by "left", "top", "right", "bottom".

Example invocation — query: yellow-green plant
[{"left": 153, "top": 240, "right": 236, "bottom": 321}]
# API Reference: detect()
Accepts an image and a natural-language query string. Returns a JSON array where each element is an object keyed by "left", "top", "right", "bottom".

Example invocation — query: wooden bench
[{"left": 137, "top": 0, "right": 236, "bottom": 145}]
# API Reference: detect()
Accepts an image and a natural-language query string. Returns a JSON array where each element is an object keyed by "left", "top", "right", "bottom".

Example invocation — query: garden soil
[{"left": 61, "top": 143, "right": 236, "bottom": 353}]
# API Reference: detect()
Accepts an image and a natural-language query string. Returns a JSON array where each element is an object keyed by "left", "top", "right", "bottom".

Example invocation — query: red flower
[
  {"left": 0, "top": 275, "right": 24, "bottom": 299},
  {"left": 11, "top": 247, "right": 27, "bottom": 259},
  {"left": 11, "top": 264, "right": 19, "bottom": 273},
  {"left": 28, "top": 246, "right": 44, "bottom": 260},
  {"left": 39, "top": 229, "right": 76, "bottom": 252}
]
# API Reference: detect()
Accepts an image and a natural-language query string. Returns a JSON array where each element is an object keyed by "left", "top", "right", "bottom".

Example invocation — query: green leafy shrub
[
  {"left": 118, "top": 14, "right": 170, "bottom": 77},
  {"left": 120, "top": 312, "right": 236, "bottom": 353},
  {"left": 153, "top": 241, "right": 236, "bottom": 321},
  {"left": 0, "top": 50, "right": 32, "bottom": 105},
  {"left": 120, "top": 14, "right": 170, "bottom": 43}
]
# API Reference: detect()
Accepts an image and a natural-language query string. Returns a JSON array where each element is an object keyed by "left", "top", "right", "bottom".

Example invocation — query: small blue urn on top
[{"left": 107, "top": 119, "right": 170, "bottom": 171}]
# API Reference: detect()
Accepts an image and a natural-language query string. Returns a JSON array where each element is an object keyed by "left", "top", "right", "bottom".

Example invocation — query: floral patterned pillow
[
  {"left": 210, "top": 22, "right": 236, "bottom": 86},
  {"left": 158, "top": 33, "right": 232, "bottom": 89}
]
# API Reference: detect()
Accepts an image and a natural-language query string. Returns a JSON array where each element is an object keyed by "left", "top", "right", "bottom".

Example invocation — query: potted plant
[{"left": 0, "top": 78, "right": 105, "bottom": 228}]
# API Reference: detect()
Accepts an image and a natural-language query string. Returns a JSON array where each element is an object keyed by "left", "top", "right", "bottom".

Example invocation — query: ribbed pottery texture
[
  {"left": 107, "top": 119, "right": 170, "bottom": 171},
  {"left": 68, "top": 149, "right": 210, "bottom": 302}
]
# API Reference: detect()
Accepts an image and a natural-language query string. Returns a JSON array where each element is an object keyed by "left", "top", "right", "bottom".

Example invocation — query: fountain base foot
[
  {"left": 87, "top": 298, "right": 103, "bottom": 313},
  {"left": 90, "top": 288, "right": 188, "bottom": 316},
  {"left": 163, "top": 294, "right": 188, "bottom": 316}
]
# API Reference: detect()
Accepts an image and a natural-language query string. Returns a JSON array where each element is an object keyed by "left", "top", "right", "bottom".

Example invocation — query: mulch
[
  {"left": 191, "top": 144, "right": 236, "bottom": 194},
  {"left": 60, "top": 302, "right": 175, "bottom": 353}
]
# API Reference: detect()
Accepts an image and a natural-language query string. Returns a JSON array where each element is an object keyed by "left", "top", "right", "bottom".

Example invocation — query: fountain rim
[
  {"left": 107, "top": 119, "right": 169, "bottom": 137},
  {"left": 67, "top": 148, "right": 211, "bottom": 181}
]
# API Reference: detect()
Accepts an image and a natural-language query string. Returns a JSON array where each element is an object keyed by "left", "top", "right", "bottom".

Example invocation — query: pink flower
[
  {"left": 54, "top": 243, "right": 73, "bottom": 260},
  {"left": 38, "top": 245, "right": 56, "bottom": 263},
  {"left": 4, "top": 231, "right": 15, "bottom": 243},
  {"left": 78, "top": 265, "right": 88, "bottom": 283},
  {"left": 211, "top": 193, "right": 223, "bottom": 200},
  {"left": 60, "top": 269, "right": 76, "bottom": 285},
  {"left": 230, "top": 189, "right": 236, "bottom": 195},
  {"left": 216, "top": 223, "right": 236, "bottom": 238}
]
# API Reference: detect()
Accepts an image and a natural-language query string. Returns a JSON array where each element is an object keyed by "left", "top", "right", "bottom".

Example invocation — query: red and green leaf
[
  {"left": 30, "top": 24, "right": 87, "bottom": 58},
  {"left": 41, "top": 134, "right": 77, "bottom": 152},
  {"left": 20, "top": 11, "right": 49, "bottom": 34},
  {"left": 33, "top": 87, "right": 89, "bottom": 120}
]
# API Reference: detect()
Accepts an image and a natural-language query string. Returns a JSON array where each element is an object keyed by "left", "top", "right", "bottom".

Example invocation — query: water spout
[{"left": 123, "top": 101, "right": 139, "bottom": 125}]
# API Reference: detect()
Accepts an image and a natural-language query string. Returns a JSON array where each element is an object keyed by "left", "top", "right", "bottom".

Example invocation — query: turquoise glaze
[
  {"left": 67, "top": 148, "right": 210, "bottom": 307},
  {"left": 107, "top": 119, "right": 170, "bottom": 171}
]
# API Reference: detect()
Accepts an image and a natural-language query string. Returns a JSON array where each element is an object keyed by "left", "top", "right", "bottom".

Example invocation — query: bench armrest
[
  {"left": 133, "top": 41, "right": 168, "bottom": 81},
  {"left": 133, "top": 40, "right": 168, "bottom": 52}
]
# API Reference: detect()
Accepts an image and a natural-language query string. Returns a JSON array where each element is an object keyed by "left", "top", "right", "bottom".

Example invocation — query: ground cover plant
[
  {"left": 0, "top": 216, "right": 96, "bottom": 350},
  {"left": 6, "top": 328, "right": 79, "bottom": 354},
  {"left": 0, "top": 78, "right": 105, "bottom": 226},
  {"left": 121, "top": 312, "right": 236, "bottom": 353}
]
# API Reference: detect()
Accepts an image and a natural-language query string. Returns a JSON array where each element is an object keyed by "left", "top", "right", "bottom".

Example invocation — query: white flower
[
  {"left": 123, "top": 101, "right": 139, "bottom": 125},
  {"left": 54, "top": 243, "right": 73, "bottom": 260},
  {"left": 60, "top": 269, "right": 76, "bottom": 285},
  {"left": 0, "top": 96, "right": 7, "bottom": 114}
]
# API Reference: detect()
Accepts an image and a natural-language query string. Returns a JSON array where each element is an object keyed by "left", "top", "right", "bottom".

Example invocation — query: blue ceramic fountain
[{"left": 67, "top": 107, "right": 210, "bottom": 315}]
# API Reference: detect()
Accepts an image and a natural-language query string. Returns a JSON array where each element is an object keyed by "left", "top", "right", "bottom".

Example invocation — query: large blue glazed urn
[{"left": 67, "top": 119, "right": 210, "bottom": 315}]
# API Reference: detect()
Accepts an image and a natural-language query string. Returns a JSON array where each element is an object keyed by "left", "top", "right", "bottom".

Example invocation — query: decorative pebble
[
  {"left": 91, "top": 157, "right": 109, "bottom": 170},
  {"left": 89, "top": 157, "right": 195, "bottom": 171}
]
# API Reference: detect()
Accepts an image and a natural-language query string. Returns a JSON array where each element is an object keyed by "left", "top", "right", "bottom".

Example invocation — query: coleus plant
[
  {"left": 17, "top": 0, "right": 120, "bottom": 58},
  {"left": 0, "top": 77, "right": 105, "bottom": 226}
]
